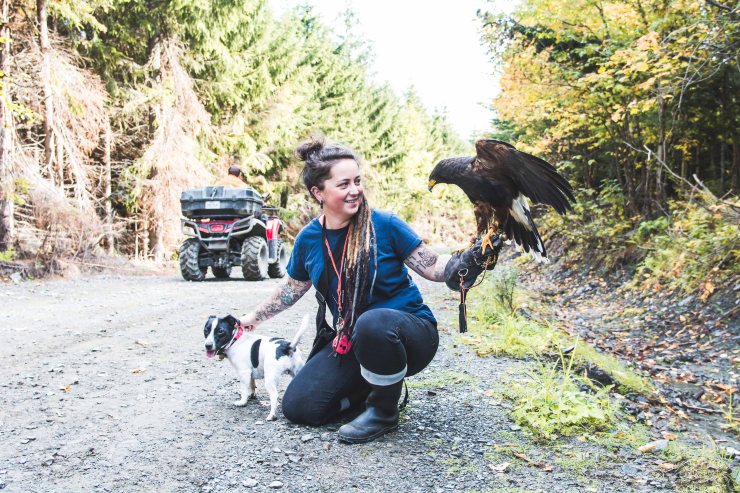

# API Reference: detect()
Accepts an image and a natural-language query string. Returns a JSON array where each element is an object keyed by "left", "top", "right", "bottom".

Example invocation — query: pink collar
[{"left": 221, "top": 324, "right": 244, "bottom": 352}]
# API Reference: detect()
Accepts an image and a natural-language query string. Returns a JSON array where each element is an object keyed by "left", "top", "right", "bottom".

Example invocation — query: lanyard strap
[{"left": 324, "top": 231, "right": 349, "bottom": 313}]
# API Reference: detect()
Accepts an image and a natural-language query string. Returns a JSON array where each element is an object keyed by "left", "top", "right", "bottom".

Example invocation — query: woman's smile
[{"left": 314, "top": 158, "right": 364, "bottom": 227}]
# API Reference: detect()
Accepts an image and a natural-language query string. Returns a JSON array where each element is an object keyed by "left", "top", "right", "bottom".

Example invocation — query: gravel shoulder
[{"left": 0, "top": 269, "right": 687, "bottom": 492}]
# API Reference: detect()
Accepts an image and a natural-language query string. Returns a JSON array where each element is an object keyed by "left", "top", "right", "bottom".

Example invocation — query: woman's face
[{"left": 313, "top": 159, "right": 363, "bottom": 222}]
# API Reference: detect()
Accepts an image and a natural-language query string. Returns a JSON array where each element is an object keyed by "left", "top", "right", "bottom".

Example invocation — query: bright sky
[{"left": 270, "top": 1, "right": 518, "bottom": 140}]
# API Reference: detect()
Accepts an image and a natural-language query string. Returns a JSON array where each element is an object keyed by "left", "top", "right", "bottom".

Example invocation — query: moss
[
  {"left": 662, "top": 441, "right": 737, "bottom": 493},
  {"left": 437, "top": 456, "right": 478, "bottom": 475},
  {"left": 585, "top": 422, "right": 653, "bottom": 452},
  {"left": 553, "top": 450, "right": 606, "bottom": 475},
  {"left": 407, "top": 370, "right": 476, "bottom": 389}
]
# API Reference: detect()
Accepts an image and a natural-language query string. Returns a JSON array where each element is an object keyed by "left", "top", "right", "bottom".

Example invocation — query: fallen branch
[
  {"left": 0, "top": 260, "right": 28, "bottom": 272},
  {"left": 675, "top": 397, "right": 724, "bottom": 414}
]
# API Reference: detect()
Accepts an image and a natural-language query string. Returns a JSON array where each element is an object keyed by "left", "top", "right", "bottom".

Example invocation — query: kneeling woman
[{"left": 241, "top": 136, "right": 497, "bottom": 443}]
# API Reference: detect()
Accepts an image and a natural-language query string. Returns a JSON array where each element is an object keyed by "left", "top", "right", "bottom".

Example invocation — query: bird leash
[
  {"left": 458, "top": 271, "right": 469, "bottom": 333},
  {"left": 457, "top": 254, "right": 499, "bottom": 333}
]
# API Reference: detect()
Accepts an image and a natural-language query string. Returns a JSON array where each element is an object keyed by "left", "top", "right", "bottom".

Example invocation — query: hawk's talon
[{"left": 480, "top": 227, "right": 498, "bottom": 254}]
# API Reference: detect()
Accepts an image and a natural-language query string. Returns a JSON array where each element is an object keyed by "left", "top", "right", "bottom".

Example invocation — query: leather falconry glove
[{"left": 444, "top": 235, "right": 503, "bottom": 291}]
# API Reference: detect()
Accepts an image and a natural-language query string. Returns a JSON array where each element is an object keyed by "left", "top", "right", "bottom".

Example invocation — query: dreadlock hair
[{"left": 296, "top": 135, "right": 377, "bottom": 328}]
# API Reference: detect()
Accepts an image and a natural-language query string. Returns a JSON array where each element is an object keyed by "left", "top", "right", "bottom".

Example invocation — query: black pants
[{"left": 282, "top": 308, "right": 438, "bottom": 426}]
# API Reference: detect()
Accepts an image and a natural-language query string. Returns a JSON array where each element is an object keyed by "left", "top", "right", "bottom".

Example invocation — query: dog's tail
[{"left": 289, "top": 314, "right": 311, "bottom": 351}]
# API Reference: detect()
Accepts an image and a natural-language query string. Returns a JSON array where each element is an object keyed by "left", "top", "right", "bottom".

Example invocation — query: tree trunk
[
  {"left": 142, "top": 215, "right": 150, "bottom": 259},
  {"left": 654, "top": 90, "right": 666, "bottom": 213},
  {"left": 0, "top": 0, "right": 14, "bottom": 252},
  {"left": 719, "top": 140, "right": 725, "bottom": 194},
  {"left": 37, "top": 0, "right": 55, "bottom": 185},
  {"left": 103, "top": 119, "right": 113, "bottom": 254},
  {"left": 148, "top": 41, "right": 165, "bottom": 261},
  {"left": 732, "top": 137, "right": 739, "bottom": 194}
]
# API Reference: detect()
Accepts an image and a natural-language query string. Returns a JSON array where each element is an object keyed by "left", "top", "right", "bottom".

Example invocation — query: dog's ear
[
  {"left": 223, "top": 314, "right": 241, "bottom": 327},
  {"left": 204, "top": 315, "right": 217, "bottom": 336}
]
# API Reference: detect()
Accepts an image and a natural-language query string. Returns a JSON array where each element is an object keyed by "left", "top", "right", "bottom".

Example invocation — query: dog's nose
[{"left": 205, "top": 342, "right": 214, "bottom": 350}]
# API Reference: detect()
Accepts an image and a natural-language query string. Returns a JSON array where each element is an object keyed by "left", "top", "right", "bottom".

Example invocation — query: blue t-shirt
[{"left": 286, "top": 210, "right": 436, "bottom": 325}]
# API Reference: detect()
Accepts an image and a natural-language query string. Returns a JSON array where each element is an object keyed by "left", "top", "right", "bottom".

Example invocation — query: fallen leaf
[
  {"left": 512, "top": 453, "right": 553, "bottom": 471},
  {"left": 488, "top": 462, "right": 510, "bottom": 473},
  {"left": 60, "top": 385, "right": 71, "bottom": 391},
  {"left": 129, "top": 368, "right": 146, "bottom": 374},
  {"left": 700, "top": 281, "right": 715, "bottom": 301},
  {"left": 658, "top": 462, "right": 678, "bottom": 471},
  {"left": 135, "top": 340, "right": 149, "bottom": 347},
  {"left": 513, "top": 452, "right": 536, "bottom": 464},
  {"left": 661, "top": 432, "right": 678, "bottom": 441}
]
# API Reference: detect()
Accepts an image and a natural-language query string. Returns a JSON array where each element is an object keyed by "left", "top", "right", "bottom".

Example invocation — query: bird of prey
[{"left": 428, "top": 139, "right": 575, "bottom": 262}]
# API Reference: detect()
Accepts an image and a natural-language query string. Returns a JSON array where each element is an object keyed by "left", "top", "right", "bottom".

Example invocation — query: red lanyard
[{"left": 324, "top": 229, "right": 349, "bottom": 314}]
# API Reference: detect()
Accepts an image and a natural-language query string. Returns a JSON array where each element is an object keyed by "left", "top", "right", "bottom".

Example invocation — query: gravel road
[{"left": 0, "top": 269, "right": 684, "bottom": 492}]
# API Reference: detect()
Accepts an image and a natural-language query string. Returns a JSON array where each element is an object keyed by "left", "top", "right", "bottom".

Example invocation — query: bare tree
[
  {"left": 37, "top": 0, "right": 55, "bottom": 185},
  {"left": 0, "top": 0, "right": 14, "bottom": 251}
]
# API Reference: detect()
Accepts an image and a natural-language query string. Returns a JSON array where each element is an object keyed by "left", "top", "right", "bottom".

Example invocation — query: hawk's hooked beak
[{"left": 427, "top": 179, "right": 437, "bottom": 192}]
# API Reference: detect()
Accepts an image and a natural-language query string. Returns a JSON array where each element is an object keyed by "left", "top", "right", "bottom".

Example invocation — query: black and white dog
[{"left": 204, "top": 314, "right": 309, "bottom": 420}]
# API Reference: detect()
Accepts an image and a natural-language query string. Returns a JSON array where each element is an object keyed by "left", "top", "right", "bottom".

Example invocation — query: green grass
[
  {"left": 463, "top": 269, "right": 655, "bottom": 441},
  {"left": 0, "top": 249, "right": 14, "bottom": 262},
  {"left": 584, "top": 421, "right": 653, "bottom": 452},
  {"left": 504, "top": 348, "right": 615, "bottom": 440},
  {"left": 464, "top": 270, "right": 653, "bottom": 395},
  {"left": 572, "top": 344, "right": 653, "bottom": 395}
]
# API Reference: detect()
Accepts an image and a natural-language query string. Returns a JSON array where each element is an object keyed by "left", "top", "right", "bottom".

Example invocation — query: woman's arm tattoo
[
  {"left": 253, "top": 277, "right": 312, "bottom": 323},
  {"left": 404, "top": 245, "right": 449, "bottom": 282}
]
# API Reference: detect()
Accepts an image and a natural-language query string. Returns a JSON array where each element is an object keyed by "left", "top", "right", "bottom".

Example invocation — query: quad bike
[{"left": 178, "top": 186, "right": 288, "bottom": 281}]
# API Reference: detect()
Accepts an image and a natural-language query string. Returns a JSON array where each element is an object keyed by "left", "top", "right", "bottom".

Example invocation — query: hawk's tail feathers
[{"left": 506, "top": 195, "right": 549, "bottom": 264}]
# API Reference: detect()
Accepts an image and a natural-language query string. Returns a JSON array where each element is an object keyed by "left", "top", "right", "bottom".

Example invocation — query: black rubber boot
[{"left": 337, "top": 381, "right": 402, "bottom": 444}]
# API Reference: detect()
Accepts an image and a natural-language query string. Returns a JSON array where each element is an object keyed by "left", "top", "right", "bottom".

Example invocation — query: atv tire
[
  {"left": 211, "top": 265, "right": 232, "bottom": 279},
  {"left": 241, "top": 236, "right": 268, "bottom": 281},
  {"left": 268, "top": 240, "right": 288, "bottom": 278},
  {"left": 179, "top": 239, "right": 207, "bottom": 281}
]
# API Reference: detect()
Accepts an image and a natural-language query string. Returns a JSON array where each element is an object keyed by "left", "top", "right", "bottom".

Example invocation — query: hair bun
[{"left": 296, "top": 135, "right": 326, "bottom": 162}]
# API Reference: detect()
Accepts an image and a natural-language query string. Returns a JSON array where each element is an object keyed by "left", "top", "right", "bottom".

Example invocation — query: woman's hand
[
  {"left": 240, "top": 311, "right": 258, "bottom": 332},
  {"left": 443, "top": 236, "right": 502, "bottom": 290}
]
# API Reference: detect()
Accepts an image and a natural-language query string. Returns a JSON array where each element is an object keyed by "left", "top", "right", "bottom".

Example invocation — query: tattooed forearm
[
  {"left": 432, "top": 256, "right": 448, "bottom": 281},
  {"left": 253, "top": 277, "right": 312, "bottom": 323},
  {"left": 417, "top": 249, "right": 437, "bottom": 268},
  {"left": 404, "top": 245, "right": 449, "bottom": 282}
]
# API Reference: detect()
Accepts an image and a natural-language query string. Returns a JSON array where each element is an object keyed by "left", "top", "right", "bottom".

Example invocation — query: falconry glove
[{"left": 444, "top": 235, "right": 503, "bottom": 291}]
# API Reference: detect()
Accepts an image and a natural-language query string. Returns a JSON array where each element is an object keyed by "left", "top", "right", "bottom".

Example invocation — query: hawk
[{"left": 428, "top": 139, "right": 575, "bottom": 261}]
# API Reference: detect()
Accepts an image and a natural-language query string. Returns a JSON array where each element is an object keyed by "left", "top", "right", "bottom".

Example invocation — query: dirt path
[{"left": 0, "top": 269, "right": 697, "bottom": 492}]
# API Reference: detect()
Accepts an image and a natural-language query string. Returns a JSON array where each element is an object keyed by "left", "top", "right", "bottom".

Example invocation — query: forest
[
  {"left": 0, "top": 0, "right": 736, "bottom": 299},
  {"left": 482, "top": 0, "right": 738, "bottom": 299},
  {"left": 0, "top": 0, "right": 471, "bottom": 270}
]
